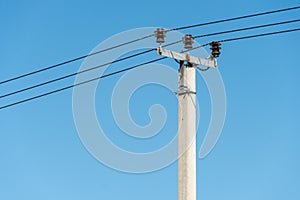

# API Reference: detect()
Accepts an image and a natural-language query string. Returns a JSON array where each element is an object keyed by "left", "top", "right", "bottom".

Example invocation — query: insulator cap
[
  {"left": 154, "top": 28, "right": 166, "bottom": 44},
  {"left": 210, "top": 41, "right": 222, "bottom": 58},
  {"left": 182, "top": 34, "right": 194, "bottom": 49}
]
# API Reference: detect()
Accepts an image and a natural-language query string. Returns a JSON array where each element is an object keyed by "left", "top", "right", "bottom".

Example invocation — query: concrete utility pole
[
  {"left": 177, "top": 61, "right": 197, "bottom": 200},
  {"left": 155, "top": 29, "right": 220, "bottom": 200}
]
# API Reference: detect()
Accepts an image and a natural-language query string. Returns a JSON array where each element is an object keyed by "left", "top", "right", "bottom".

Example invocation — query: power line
[
  {"left": 0, "top": 42, "right": 209, "bottom": 110},
  {"left": 164, "top": 18, "right": 300, "bottom": 47},
  {"left": 0, "top": 57, "right": 166, "bottom": 110},
  {"left": 0, "top": 49, "right": 154, "bottom": 99},
  {"left": 1, "top": 27, "right": 299, "bottom": 110},
  {"left": 218, "top": 28, "right": 300, "bottom": 43},
  {"left": 0, "top": 35, "right": 154, "bottom": 85},
  {"left": 170, "top": 6, "right": 300, "bottom": 31},
  {"left": 194, "top": 19, "right": 300, "bottom": 39},
  {"left": 1, "top": 19, "right": 299, "bottom": 99},
  {"left": 0, "top": 5, "right": 299, "bottom": 85}
]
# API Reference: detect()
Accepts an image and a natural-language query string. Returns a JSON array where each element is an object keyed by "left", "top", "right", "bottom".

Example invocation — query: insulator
[
  {"left": 182, "top": 34, "right": 194, "bottom": 49},
  {"left": 154, "top": 28, "right": 166, "bottom": 44},
  {"left": 212, "top": 50, "right": 221, "bottom": 57},
  {"left": 210, "top": 41, "right": 222, "bottom": 58}
]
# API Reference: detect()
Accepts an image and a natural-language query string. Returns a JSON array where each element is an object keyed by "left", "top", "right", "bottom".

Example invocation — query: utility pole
[
  {"left": 155, "top": 29, "right": 221, "bottom": 200},
  {"left": 177, "top": 60, "right": 196, "bottom": 200}
]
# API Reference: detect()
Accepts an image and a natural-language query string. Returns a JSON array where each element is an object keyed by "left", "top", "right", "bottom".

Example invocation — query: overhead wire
[
  {"left": 0, "top": 35, "right": 154, "bottom": 85},
  {"left": 0, "top": 49, "right": 154, "bottom": 98},
  {"left": 0, "top": 5, "right": 299, "bottom": 85},
  {"left": 0, "top": 27, "right": 299, "bottom": 110},
  {"left": 0, "top": 57, "right": 166, "bottom": 110},
  {"left": 0, "top": 42, "right": 212, "bottom": 110},
  {"left": 169, "top": 6, "right": 300, "bottom": 31},
  {"left": 162, "top": 19, "right": 300, "bottom": 47},
  {"left": 194, "top": 19, "right": 300, "bottom": 39},
  {"left": 218, "top": 28, "right": 300, "bottom": 43},
  {"left": 1, "top": 19, "right": 299, "bottom": 99}
]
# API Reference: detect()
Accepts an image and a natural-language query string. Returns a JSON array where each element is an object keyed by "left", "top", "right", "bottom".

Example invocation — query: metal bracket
[
  {"left": 157, "top": 47, "right": 217, "bottom": 68},
  {"left": 174, "top": 85, "right": 196, "bottom": 96}
]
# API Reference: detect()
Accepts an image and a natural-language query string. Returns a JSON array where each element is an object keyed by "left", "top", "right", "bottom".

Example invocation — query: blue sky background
[{"left": 0, "top": 0, "right": 300, "bottom": 199}]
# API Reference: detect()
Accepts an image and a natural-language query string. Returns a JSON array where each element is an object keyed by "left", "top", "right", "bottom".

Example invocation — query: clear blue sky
[{"left": 0, "top": 0, "right": 300, "bottom": 199}]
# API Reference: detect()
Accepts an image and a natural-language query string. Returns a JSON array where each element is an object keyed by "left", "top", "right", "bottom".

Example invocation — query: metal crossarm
[{"left": 157, "top": 47, "right": 217, "bottom": 68}]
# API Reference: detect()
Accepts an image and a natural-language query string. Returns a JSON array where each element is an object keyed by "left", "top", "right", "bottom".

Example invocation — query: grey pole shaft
[{"left": 178, "top": 64, "right": 197, "bottom": 200}]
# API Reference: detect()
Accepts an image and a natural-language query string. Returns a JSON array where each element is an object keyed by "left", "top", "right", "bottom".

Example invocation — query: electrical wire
[
  {"left": 170, "top": 6, "right": 300, "bottom": 31},
  {"left": 218, "top": 28, "right": 300, "bottom": 43},
  {"left": 1, "top": 27, "right": 299, "bottom": 110},
  {"left": 194, "top": 19, "right": 300, "bottom": 39},
  {"left": 0, "top": 49, "right": 154, "bottom": 99},
  {"left": 0, "top": 5, "right": 299, "bottom": 85},
  {"left": 1, "top": 19, "right": 299, "bottom": 99},
  {"left": 0, "top": 42, "right": 209, "bottom": 110},
  {"left": 163, "top": 18, "right": 300, "bottom": 47},
  {"left": 0, "top": 57, "right": 166, "bottom": 110},
  {"left": 0, "top": 35, "right": 154, "bottom": 85},
  {"left": 197, "top": 66, "right": 210, "bottom": 71}
]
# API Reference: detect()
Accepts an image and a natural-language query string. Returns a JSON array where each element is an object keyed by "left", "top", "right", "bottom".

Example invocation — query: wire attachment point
[
  {"left": 182, "top": 34, "right": 194, "bottom": 49},
  {"left": 154, "top": 28, "right": 167, "bottom": 44}
]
